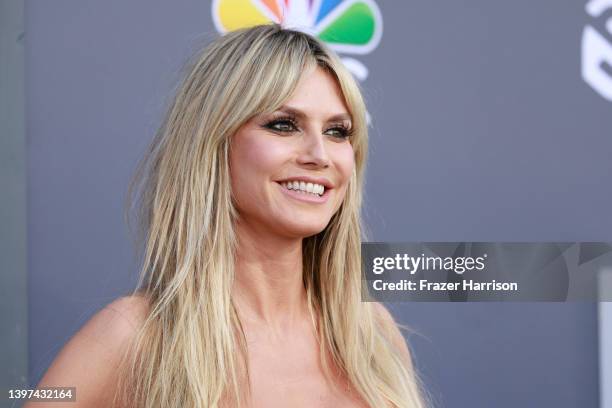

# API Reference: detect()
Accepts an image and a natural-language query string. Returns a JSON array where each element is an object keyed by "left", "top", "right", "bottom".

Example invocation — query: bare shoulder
[
  {"left": 25, "top": 295, "right": 151, "bottom": 408},
  {"left": 371, "top": 302, "right": 414, "bottom": 367},
  {"left": 103, "top": 294, "right": 152, "bottom": 332},
  {"left": 372, "top": 301, "right": 396, "bottom": 323},
  {"left": 372, "top": 301, "right": 402, "bottom": 334}
]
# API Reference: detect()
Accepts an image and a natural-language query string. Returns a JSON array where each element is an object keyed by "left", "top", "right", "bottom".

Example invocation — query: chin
[{"left": 279, "top": 219, "right": 330, "bottom": 238}]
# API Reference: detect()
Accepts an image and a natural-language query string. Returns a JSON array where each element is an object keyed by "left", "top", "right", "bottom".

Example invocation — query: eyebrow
[{"left": 274, "top": 105, "right": 352, "bottom": 123}]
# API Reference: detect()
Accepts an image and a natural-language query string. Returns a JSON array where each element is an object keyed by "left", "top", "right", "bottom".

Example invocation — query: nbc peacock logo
[{"left": 211, "top": 0, "right": 383, "bottom": 81}]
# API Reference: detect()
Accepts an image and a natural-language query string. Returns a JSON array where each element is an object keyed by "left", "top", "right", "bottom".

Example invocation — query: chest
[{"left": 241, "top": 328, "right": 369, "bottom": 408}]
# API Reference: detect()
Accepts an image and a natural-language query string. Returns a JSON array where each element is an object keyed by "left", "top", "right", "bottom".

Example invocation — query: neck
[{"left": 232, "top": 218, "right": 309, "bottom": 330}]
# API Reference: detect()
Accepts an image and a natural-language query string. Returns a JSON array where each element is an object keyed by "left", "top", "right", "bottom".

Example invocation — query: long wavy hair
[{"left": 116, "top": 24, "right": 426, "bottom": 407}]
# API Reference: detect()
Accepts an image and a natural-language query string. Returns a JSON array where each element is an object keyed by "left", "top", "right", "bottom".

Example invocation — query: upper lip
[{"left": 276, "top": 176, "right": 334, "bottom": 189}]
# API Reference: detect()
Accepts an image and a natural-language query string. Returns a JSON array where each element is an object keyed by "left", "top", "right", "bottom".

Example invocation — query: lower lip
[{"left": 276, "top": 182, "right": 331, "bottom": 204}]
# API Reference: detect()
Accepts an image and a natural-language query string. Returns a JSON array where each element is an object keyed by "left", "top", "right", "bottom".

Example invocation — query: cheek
[
  {"left": 331, "top": 143, "right": 356, "bottom": 208},
  {"left": 334, "top": 143, "right": 356, "bottom": 185},
  {"left": 230, "top": 134, "right": 290, "bottom": 203}
]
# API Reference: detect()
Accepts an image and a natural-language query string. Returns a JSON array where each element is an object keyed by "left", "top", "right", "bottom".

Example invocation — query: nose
[{"left": 296, "top": 131, "right": 331, "bottom": 169}]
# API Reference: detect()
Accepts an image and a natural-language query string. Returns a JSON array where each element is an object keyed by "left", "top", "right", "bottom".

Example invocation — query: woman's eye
[
  {"left": 325, "top": 126, "right": 352, "bottom": 139},
  {"left": 263, "top": 118, "right": 352, "bottom": 139},
  {"left": 264, "top": 119, "right": 298, "bottom": 133}
]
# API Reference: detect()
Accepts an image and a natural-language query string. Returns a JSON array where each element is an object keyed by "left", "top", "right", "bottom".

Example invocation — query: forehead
[{"left": 282, "top": 65, "right": 350, "bottom": 119}]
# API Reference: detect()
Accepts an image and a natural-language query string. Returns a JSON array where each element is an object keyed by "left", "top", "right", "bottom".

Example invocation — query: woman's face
[{"left": 229, "top": 66, "right": 355, "bottom": 239}]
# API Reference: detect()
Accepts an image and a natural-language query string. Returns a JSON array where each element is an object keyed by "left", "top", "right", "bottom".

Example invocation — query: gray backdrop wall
[
  {"left": 25, "top": 1, "right": 610, "bottom": 407},
  {"left": 1, "top": 0, "right": 28, "bottom": 398}
]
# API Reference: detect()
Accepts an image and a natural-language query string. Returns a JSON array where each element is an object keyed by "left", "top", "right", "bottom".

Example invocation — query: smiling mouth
[
  {"left": 278, "top": 180, "right": 326, "bottom": 197},
  {"left": 275, "top": 181, "right": 331, "bottom": 203}
]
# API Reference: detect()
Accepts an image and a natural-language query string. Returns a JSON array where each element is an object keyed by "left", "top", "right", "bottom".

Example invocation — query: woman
[{"left": 29, "top": 24, "right": 426, "bottom": 407}]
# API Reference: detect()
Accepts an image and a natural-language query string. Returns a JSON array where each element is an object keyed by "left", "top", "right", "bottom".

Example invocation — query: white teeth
[{"left": 280, "top": 180, "right": 326, "bottom": 196}]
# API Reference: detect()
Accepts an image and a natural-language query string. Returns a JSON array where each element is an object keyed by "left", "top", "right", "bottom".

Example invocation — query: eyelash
[{"left": 263, "top": 116, "right": 354, "bottom": 139}]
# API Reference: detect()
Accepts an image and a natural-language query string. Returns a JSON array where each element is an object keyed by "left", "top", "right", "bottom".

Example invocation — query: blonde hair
[{"left": 117, "top": 24, "right": 426, "bottom": 407}]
